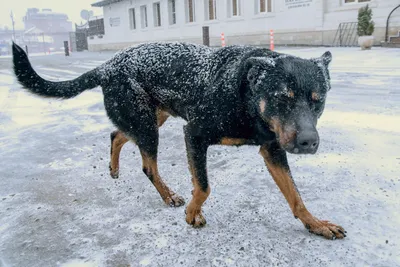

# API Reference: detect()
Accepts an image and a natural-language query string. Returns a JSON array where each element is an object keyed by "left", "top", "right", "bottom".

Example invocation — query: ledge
[{"left": 91, "top": 0, "right": 123, "bottom": 7}]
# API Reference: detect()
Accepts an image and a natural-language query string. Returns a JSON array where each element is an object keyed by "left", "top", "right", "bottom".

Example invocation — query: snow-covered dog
[{"left": 12, "top": 42, "right": 345, "bottom": 239}]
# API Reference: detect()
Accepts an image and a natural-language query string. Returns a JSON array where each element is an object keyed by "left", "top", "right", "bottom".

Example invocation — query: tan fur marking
[
  {"left": 109, "top": 108, "right": 169, "bottom": 178},
  {"left": 312, "top": 92, "right": 320, "bottom": 101},
  {"left": 269, "top": 118, "right": 296, "bottom": 147},
  {"left": 156, "top": 109, "right": 170, "bottom": 127},
  {"left": 288, "top": 90, "right": 294, "bottom": 98},
  {"left": 260, "top": 145, "right": 305, "bottom": 216},
  {"left": 219, "top": 138, "right": 249, "bottom": 146},
  {"left": 259, "top": 99, "right": 266, "bottom": 113},
  {"left": 259, "top": 145, "right": 345, "bottom": 239},
  {"left": 141, "top": 151, "right": 185, "bottom": 207},
  {"left": 185, "top": 158, "right": 210, "bottom": 227},
  {"left": 110, "top": 131, "right": 129, "bottom": 177}
]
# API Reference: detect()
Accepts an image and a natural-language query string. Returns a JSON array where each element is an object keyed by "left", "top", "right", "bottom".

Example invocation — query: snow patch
[
  {"left": 139, "top": 257, "right": 152, "bottom": 266},
  {"left": 353, "top": 78, "right": 386, "bottom": 86},
  {"left": 0, "top": 258, "right": 10, "bottom": 267},
  {"left": 0, "top": 73, "right": 14, "bottom": 85},
  {"left": 40, "top": 158, "right": 85, "bottom": 170},
  {"left": 155, "top": 236, "right": 168, "bottom": 248},
  {"left": 0, "top": 85, "right": 11, "bottom": 106},
  {"left": 59, "top": 259, "right": 100, "bottom": 267},
  {"left": 129, "top": 222, "right": 150, "bottom": 233},
  {"left": 0, "top": 223, "right": 10, "bottom": 234}
]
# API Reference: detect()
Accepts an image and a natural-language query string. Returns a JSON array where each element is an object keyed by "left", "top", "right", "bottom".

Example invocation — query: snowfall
[{"left": 0, "top": 46, "right": 399, "bottom": 267}]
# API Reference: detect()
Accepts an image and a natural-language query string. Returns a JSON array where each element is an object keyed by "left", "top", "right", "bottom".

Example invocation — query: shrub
[{"left": 357, "top": 4, "right": 375, "bottom": 36}]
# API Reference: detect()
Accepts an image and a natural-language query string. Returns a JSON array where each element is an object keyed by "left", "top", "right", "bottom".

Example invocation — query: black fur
[{"left": 12, "top": 42, "right": 100, "bottom": 98}]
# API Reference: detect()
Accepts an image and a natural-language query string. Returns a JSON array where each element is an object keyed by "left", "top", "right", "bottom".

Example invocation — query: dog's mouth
[
  {"left": 282, "top": 143, "right": 318, "bottom": 155},
  {"left": 267, "top": 117, "right": 319, "bottom": 155}
]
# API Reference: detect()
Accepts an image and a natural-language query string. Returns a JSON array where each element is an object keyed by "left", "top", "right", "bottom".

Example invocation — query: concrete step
[
  {"left": 389, "top": 36, "right": 400, "bottom": 43},
  {"left": 388, "top": 30, "right": 400, "bottom": 43},
  {"left": 381, "top": 42, "right": 400, "bottom": 48}
]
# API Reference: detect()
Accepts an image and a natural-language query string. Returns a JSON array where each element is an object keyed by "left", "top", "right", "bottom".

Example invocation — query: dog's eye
[{"left": 311, "top": 92, "right": 325, "bottom": 103}]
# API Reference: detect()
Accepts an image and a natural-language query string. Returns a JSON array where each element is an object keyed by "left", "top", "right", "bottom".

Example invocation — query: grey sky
[{"left": 1, "top": 0, "right": 103, "bottom": 30}]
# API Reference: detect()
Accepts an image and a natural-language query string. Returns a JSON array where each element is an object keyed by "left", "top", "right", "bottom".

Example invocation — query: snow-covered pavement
[{"left": 0, "top": 47, "right": 399, "bottom": 267}]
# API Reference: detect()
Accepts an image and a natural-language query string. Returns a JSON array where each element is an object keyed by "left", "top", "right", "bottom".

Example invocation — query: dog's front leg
[
  {"left": 183, "top": 125, "right": 210, "bottom": 227},
  {"left": 259, "top": 142, "right": 346, "bottom": 239}
]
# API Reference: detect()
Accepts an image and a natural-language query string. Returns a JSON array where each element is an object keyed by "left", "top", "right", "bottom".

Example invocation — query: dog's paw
[
  {"left": 109, "top": 162, "right": 119, "bottom": 179},
  {"left": 185, "top": 207, "right": 206, "bottom": 228},
  {"left": 306, "top": 219, "right": 346, "bottom": 240},
  {"left": 165, "top": 194, "right": 185, "bottom": 207},
  {"left": 110, "top": 171, "right": 119, "bottom": 179}
]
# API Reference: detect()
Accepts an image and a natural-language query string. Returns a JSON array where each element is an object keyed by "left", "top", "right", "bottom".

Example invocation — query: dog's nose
[{"left": 296, "top": 131, "right": 319, "bottom": 153}]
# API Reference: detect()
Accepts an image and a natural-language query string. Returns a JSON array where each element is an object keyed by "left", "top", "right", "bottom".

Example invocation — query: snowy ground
[{"left": 0, "top": 47, "right": 399, "bottom": 267}]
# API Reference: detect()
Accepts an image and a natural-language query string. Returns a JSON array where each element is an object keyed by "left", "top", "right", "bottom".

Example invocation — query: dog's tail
[{"left": 12, "top": 42, "right": 101, "bottom": 99}]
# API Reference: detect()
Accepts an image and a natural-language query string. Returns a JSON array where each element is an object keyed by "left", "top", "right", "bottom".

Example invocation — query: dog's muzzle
[{"left": 283, "top": 130, "right": 319, "bottom": 154}]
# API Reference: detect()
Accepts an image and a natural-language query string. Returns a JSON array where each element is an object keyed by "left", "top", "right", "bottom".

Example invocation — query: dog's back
[
  {"left": 97, "top": 42, "right": 265, "bottom": 120},
  {"left": 99, "top": 42, "right": 213, "bottom": 86}
]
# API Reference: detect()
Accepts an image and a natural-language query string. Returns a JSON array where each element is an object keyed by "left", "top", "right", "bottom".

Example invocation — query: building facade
[
  {"left": 22, "top": 8, "right": 73, "bottom": 52},
  {"left": 23, "top": 8, "right": 73, "bottom": 33},
  {"left": 88, "top": 0, "right": 400, "bottom": 51}
]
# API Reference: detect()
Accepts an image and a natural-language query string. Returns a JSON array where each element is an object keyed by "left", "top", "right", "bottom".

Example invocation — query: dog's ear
[
  {"left": 310, "top": 51, "right": 332, "bottom": 91},
  {"left": 245, "top": 57, "right": 276, "bottom": 83},
  {"left": 311, "top": 51, "right": 332, "bottom": 68},
  {"left": 321, "top": 51, "right": 332, "bottom": 66}
]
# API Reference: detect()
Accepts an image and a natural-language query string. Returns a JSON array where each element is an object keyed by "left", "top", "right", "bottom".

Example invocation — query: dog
[{"left": 12, "top": 42, "right": 345, "bottom": 239}]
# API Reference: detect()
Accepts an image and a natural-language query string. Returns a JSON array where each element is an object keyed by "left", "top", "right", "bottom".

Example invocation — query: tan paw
[
  {"left": 108, "top": 162, "right": 119, "bottom": 179},
  {"left": 185, "top": 207, "right": 206, "bottom": 228},
  {"left": 307, "top": 219, "right": 346, "bottom": 240},
  {"left": 164, "top": 193, "right": 185, "bottom": 207}
]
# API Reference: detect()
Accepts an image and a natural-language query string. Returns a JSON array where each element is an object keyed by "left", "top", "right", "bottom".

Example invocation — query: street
[{"left": 0, "top": 47, "right": 399, "bottom": 267}]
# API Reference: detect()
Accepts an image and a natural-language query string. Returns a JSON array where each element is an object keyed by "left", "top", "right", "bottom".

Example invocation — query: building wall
[
  {"left": 89, "top": 0, "right": 400, "bottom": 51},
  {"left": 323, "top": 0, "right": 400, "bottom": 45}
]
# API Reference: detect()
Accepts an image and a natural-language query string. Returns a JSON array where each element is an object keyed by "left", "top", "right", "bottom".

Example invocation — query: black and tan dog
[{"left": 12, "top": 42, "right": 345, "bottom": 239}]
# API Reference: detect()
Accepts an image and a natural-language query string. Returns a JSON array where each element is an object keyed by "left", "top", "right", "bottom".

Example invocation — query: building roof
[
  {"left": 91, "top": 0, "right": 124, "bottom": 7},
  {"left": 24, "top": 27, "right": 44, "bottom": 35}
]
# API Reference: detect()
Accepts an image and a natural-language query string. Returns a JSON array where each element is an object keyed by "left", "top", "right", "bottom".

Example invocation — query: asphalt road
[{"left": 0, "top": 47, "right": 399, "bottom": 267}]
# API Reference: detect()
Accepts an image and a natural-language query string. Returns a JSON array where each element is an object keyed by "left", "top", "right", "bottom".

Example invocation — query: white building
[{"left": 88, "top": 0, "right": 400, "bottom": 51}]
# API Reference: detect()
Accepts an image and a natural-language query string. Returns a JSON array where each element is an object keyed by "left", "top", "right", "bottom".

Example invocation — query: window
[
  {"left": 168, "top": 0, "right": 176, "bottom": 25},
  {"left": 205, "top": 0, "right": 217, "bottom": 20},
  {"left": 140, "top": 5, "right": 148, "bottom": 28},
  {"left": 153, "top": 2, "right": 161, "bottom": 27},
  {"left": 128, "top": 8, "right": 136, "bottom": 30},
  {"left": 256, "top": 0, "right": 272, "bottom": 13},
  {"left": 185, "top": 0, "right": 196, "bottom": 23},
  {"left": 344, "top": 0, "right": 370, "bottom": 3},
  {"left": 228, "top": 0, "right": 241, "bottom": 17}
]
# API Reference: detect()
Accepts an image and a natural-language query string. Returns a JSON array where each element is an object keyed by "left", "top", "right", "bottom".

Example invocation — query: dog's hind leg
[
  {"left": 109, "top": 130, "right": 129, "bottom": 179},
  {"left": 134, "top": 113, "right": 183, "bottom": 207},
  {"left": 108, "top": 109, "right": 169, "bottom": 179},
  {"left": 103, "top": 79, "right": 183, "bottom": 207},
  {"left": 140, "top": 147, "right": 185, "bottom": 207}
]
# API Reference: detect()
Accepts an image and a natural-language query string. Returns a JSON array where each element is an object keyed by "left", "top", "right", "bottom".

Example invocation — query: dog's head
[{"left": 245, "top": 51, "right": 332, "bottom": 154}]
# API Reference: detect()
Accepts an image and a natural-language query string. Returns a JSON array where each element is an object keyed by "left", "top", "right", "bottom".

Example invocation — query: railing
[
  {"left": 385, "top": 4, "right": 400, "bottom": 42},
  {"left": 332, "top": 22, "right": 358, "bottom": 47}
]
